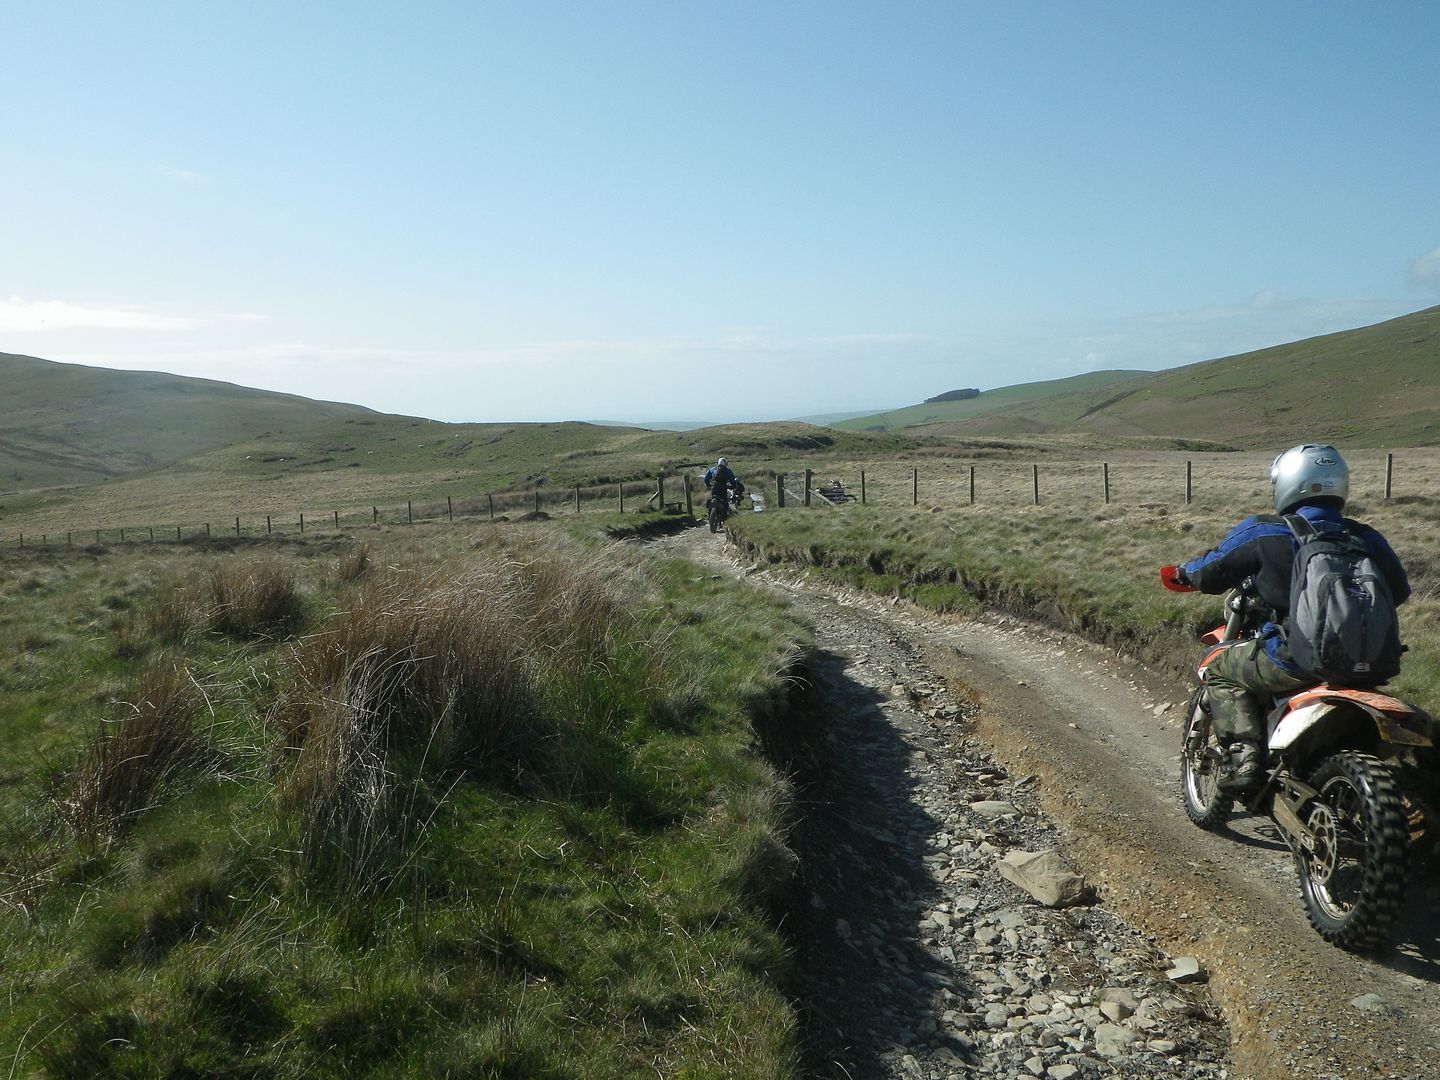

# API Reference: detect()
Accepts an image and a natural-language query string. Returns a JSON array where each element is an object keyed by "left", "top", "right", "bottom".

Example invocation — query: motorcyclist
[
  {"left": 704, "top": 457, "right": 744, "bottom": 504},
  {"left": 1165, "top": 444, "right": 1410, "bottom": 792}
]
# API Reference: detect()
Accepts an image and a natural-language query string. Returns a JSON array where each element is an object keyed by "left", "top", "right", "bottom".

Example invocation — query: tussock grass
[
  {"left": 60, "top": 662, "right": 214, "bottom": 839},
  {"left": 1, "top": 526, "right": 811, "bottom": 1077}
]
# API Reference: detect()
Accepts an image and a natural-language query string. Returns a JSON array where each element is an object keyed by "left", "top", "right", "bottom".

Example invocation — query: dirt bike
[
  {"left": 1160, "top": 565, "right": 1435, "bottom": 950},
  {"left": 705, "top": 484, "right": 742, "bottom": 533}
]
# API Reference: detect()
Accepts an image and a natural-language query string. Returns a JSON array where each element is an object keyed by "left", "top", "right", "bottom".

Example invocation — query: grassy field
[
  {"left": 0, "top": 519, "right": 812, "bottom": 1077},
  {"left": 726, "top": 448, "right": 1440, "bottom": 711}
]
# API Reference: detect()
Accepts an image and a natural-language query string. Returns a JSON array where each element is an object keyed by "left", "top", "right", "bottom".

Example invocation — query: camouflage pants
[{"left": 1204, "top": 638, "right": 1311, "bottom": 744}]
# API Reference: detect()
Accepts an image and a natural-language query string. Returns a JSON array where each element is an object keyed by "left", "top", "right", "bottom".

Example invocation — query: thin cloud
[
  {"left": 0, "top": 297, "right": 267, "bottom": 333},
  {"left": 1410, "top": 247, "right": 1440, "bottom": 290}
]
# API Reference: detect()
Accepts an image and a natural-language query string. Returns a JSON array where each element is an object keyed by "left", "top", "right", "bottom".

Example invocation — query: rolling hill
[
  {"left": 0, "top": 352, "right": 378, "bottom": 490},
  {"left": 835, "top": 305, "right": 1440, "bottom": 449}
]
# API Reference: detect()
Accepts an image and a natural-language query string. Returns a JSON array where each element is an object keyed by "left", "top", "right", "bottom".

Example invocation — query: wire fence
[{"left": 3, "top": 451, "right": 1434, "bottom": 550}]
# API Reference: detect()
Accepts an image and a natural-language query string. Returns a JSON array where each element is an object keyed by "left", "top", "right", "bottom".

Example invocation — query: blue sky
[{"left": 5, "top": 1, "right": 1439, "bottom": 423}]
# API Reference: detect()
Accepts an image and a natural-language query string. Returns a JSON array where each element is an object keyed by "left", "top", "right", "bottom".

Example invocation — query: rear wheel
[
  {"left": 1294, "top": 752, "right": 1408, "bottom": 951},
  {"left": 1181, "top": 687, "right": 1233, "bottom": 829}
]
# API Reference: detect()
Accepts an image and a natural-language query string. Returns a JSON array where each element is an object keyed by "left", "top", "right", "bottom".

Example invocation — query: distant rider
[
  {"left": 704, "top": 457, "right": 744, "bottom": 505},
  {"left": 1165, "top": 444, "right": 1409, "bottom": 792}
]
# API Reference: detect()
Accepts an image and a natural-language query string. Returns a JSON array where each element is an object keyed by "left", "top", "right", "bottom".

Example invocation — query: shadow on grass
[{"left": 761, "top": 647, "right": 969, "bottom": 1079}]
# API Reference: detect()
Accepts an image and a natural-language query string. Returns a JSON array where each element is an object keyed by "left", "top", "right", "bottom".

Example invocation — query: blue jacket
[
  {"left": 1180, "top": 503, "right": 1410, "bottom": 672},
  {"left": 705, "top": 465, "right": 739, "bottom": 491}
]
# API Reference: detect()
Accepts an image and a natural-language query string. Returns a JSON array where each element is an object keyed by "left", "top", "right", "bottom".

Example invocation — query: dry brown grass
[{"left": 61, "top": 663, "right": 212, "bottom": 838}]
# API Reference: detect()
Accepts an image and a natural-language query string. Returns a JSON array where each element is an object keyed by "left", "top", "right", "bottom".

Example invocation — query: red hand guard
[{"left": 1159, "top": 565, "right": 1196, "bottom": 592}]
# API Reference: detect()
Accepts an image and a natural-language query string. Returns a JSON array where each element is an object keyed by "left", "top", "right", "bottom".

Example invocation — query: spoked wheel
[
  {"left": 1294, "top": 752, "right": 1409, "bottom": 951},
  {"left": 1180, "top": 686, "right": 1233, "bottom": 829}
]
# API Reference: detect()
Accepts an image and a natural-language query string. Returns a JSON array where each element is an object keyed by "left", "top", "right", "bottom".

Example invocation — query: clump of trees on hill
[{"left": 924, "top": 388, "right": 980, "bottom": 404}]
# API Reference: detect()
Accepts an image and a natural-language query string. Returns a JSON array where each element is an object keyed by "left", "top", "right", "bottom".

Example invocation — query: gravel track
[{"left": 658, "top": 528, "right": 1440, "bottom": 1080}]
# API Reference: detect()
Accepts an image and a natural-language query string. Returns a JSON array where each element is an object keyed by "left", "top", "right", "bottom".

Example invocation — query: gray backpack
[{"left": 1284, "top": 515, "right": 1402, "bottom": 686}]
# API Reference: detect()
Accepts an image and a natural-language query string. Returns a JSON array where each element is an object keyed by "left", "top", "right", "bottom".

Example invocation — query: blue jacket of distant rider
[
  {"left": 1180, "top": 503, "right": 1410, "bottom": 673},
  {"left": 705, "top": 464, "right": 738, "bottom": 491}
]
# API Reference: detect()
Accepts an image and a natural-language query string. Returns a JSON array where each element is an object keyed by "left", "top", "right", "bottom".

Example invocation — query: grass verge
[{"left": 1, "top": 525, "right": 811, "bottom": 1078}]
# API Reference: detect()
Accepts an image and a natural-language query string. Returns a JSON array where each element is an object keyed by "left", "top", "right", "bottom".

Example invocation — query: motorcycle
[
  {"left": 706, "top": 483, "right": 743, "bottom": 533},
  {"left": 1161, "top": 566, "right": 1435, "bottom": 950}
]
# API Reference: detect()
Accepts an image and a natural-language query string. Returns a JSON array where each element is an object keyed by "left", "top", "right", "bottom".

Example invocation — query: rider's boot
[{"left": 1220, "top": 739, "right": 1265, "bottom": 793}]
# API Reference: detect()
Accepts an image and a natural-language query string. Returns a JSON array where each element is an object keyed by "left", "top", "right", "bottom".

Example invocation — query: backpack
[{"left": 1283, "top": 515, "right": 1402, "bottom": 686}]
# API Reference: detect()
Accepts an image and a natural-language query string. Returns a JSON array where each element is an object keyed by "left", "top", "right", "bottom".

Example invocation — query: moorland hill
[{"left": 838, "top": 305, "right": 1440, "bottom": 449}]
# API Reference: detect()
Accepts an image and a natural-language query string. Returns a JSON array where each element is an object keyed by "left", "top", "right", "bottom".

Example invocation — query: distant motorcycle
[
  {"left": 705, "top": 483, "right": 742, "bottom": 533},
  {"left": 1162, "top": 567, "right": 1436, "bottom": 950}
]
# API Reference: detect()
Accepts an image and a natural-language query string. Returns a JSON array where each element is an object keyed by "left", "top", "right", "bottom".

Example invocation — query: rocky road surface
[{"left": 657, "top": 528, "right": 1440, "bottom": 1080}]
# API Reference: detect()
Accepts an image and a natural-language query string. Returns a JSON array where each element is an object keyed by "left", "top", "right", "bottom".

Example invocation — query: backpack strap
[{"left": 1283, "top": 514, "right": 1316, "bottom": 540}]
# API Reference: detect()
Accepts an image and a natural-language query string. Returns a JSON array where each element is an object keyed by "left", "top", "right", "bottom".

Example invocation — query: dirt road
[{"left": 663, "top": 528, "right": 1440, "bottom": 1080}]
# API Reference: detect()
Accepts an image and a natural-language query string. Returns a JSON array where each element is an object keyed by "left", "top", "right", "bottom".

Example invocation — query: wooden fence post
[
  {"left": 1386, "top": 452, "right": 1394, "bottom": 499},
  {"left": 1032, "top": 464, "right": 1040, "bottom": 506},
  {"left": 860, "top": 469, "right": 867, "bottom": 504},
  {"left": 777, "top": 474, "right": 786, "bottom": 509},
  {"left": 1103, "top": 463, "right": 1110, "bottom": 504},
  {"left": 805, "top": 469, "right": 812, "bottom": 506}
]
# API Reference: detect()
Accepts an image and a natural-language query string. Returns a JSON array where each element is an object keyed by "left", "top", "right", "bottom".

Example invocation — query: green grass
[{"left": 0, "top": 524, "right": 812, "bottom": 1078}]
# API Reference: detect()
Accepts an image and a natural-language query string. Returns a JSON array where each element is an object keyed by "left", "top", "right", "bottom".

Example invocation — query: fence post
[
  {"left": 448, "top": 495, "right": 454, "bottom": 522},
  {"left": 1103, "top": 463, "right": 1110, "bottom": 504},
  {"left": 970, "top": 464, "right": 976, "bottom": 505},
  {"left": 912, "top": 468, "right": 918, "bottom": 506},
  {"left": 805, "top": 469, "right": 812, "bottom": 506},
  {"left": 684, "top": 475, "right": 693, "bottom": 517},
  {"left": 1185, "top": 460, "right": 1192, "bottom": 505},
  {"left": 1032, "top": 464, "right": 1040, "bottom": 506},
  {"left": 1386, "top": 453, "right": 1394, "bottom": 499},
  {"left": 860, "top": 469, "right": 867, "bottom": 504},
  {"left": 777, "top": 474, "right": 786, "bottom": 509}
]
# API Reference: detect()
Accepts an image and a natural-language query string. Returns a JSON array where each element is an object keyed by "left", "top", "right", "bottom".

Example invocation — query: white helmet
[
  {"left": 717, "top": 457, "right": 728, "bottom": 467},
  {"left": 1270, "top": 444, "right": 1349, "bottom": 514}
]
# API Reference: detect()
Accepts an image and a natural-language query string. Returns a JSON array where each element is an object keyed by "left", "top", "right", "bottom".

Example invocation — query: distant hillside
[
  {"left": 0, "top": 352, "right": 376, "bottom": 490},
  {"left": 833, "top": 370, "right": 1144, "bottom": 432},
  {"left": 838, "top": 305, "right": 1440, "bottom": 449}
]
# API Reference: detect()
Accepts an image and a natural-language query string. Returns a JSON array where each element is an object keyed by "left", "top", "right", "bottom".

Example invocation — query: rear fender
[{"left": 1270, "top": 691, "right": 1433, "bottom": 754}]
